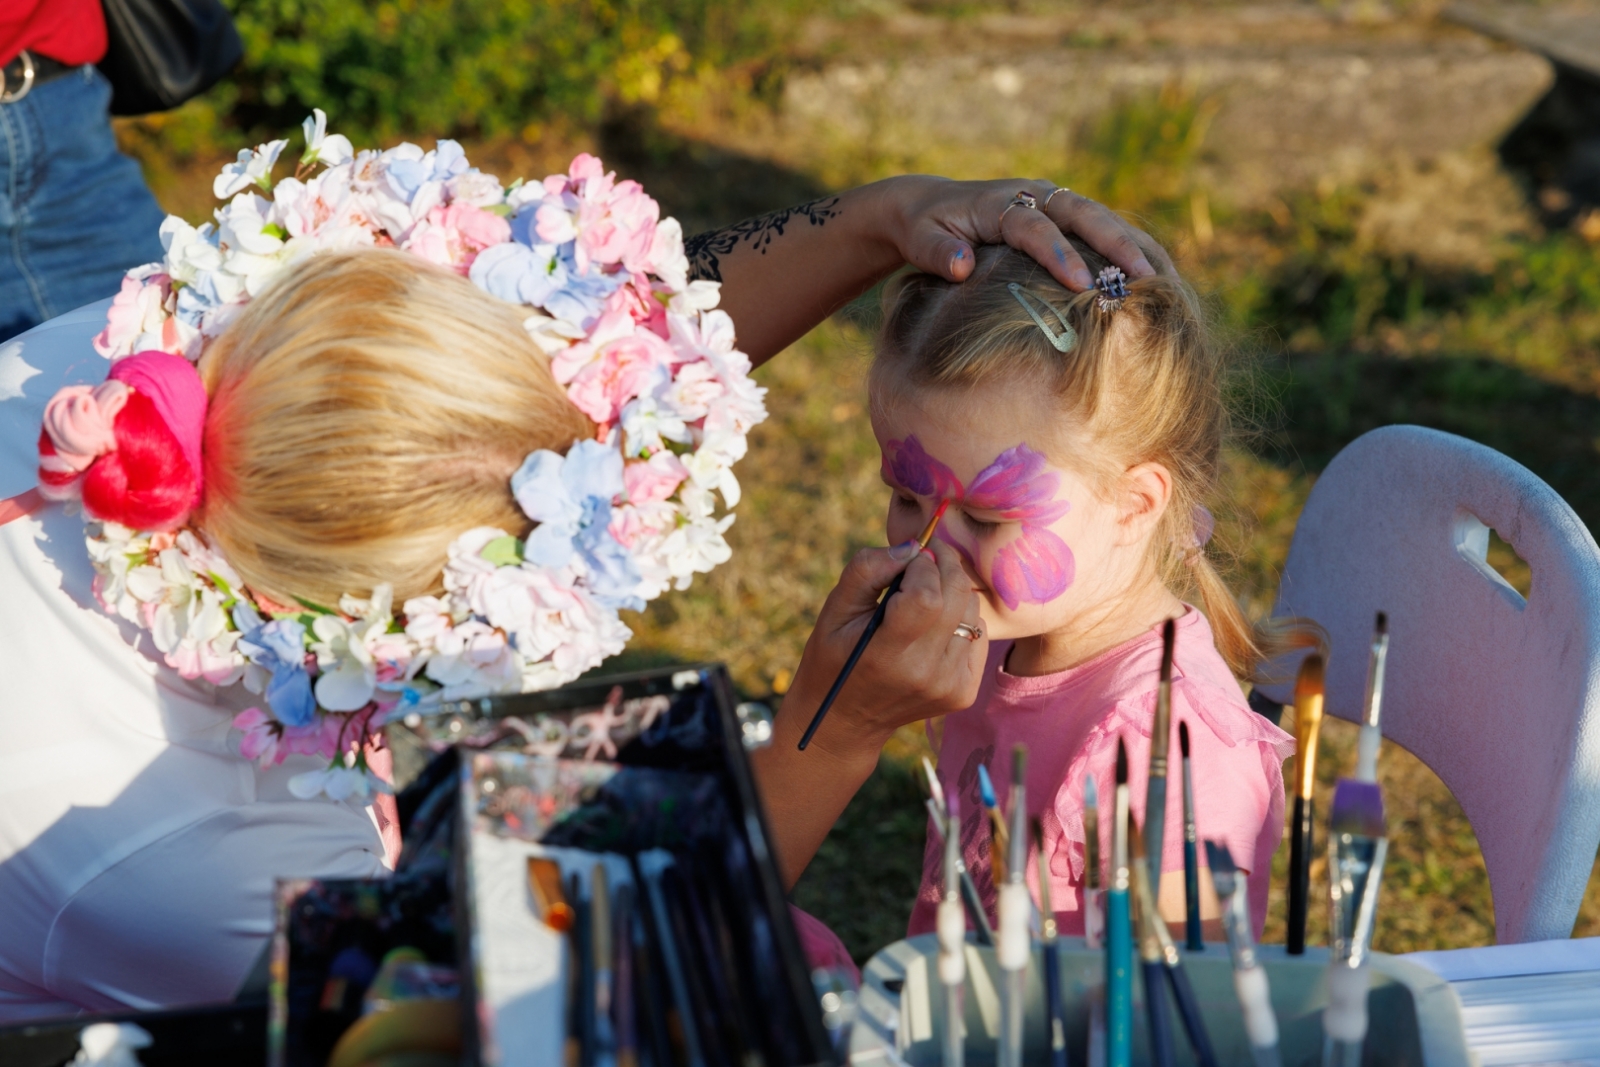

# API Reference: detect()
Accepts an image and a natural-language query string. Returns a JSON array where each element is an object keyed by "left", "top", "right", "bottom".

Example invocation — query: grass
[{"left": 123, "top": 64, "right": 1600, "bottom": 966}]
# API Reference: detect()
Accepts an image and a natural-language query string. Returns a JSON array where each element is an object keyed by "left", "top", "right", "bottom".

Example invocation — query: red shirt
[{"left": 0, "top": 0, "right": 107, "bottom": 68}]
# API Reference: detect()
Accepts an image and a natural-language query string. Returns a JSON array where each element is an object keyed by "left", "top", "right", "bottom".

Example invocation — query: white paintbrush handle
[
  {"left": 1324, "top": 962, "right": 1371, "bottom": 1043},
  {"left": 937, "top": 896, "right": 966, "bottom": 986},
  {"left": 1084, "top": 887, "right": 1104, "bottom": 950},
  {"left": 1355, "top": 725, "right": 1381, "bottom": 783},
  {"left": 996, "top": 882, "right": 1030, "bottom": 971},
  {"left": 1234, "top": 965, "right": 1280, "bottom": 1060}
]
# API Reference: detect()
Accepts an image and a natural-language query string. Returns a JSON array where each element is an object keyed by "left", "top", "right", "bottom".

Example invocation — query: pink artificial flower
[
  {"left": 93, "top": 273, "right": 173, "bottom": 358},
  {"left": 405, "top": 203, "right": 511, "bottom": 274},
  {"left": 234, "top": 707, "right": 281, "bottom": 765},
  {"left": 623, "top": 451, "right": 688, "bottom": 505},
  {"left": 281, "top": 715, "right": 342, "bottom": 761},
  {"left": 609, "top": 500, "right": 677, "bottom": 550},
  {"left": 554, "top": 316, "right": 677, "bottom": 425}
]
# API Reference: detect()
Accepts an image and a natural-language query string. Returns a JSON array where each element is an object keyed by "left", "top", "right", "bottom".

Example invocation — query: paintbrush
[
  {"left": 922, "top": 757, "right": 995, "bottom": 946},
  {"left": 1107, "top": 738, "right": 1133, "bottom": 1067},
  {"left": 978, "top": 763, "right": 1010, "bottom": 886},
  {"left": 1287, "top": 654, "right": 1326, "bottom": 955},
  {"left": 939, "top": 792, "right": 967, "bottom": 1067},
  {"left": 998, "top": 746, "right": 1030, "bottom": 1067},
  {"left": 799, "top": 500, "right": 950, "bottom": 750},
  {"left": 1084, "top": 774, "right": 1107, "bottom": 1067},
  {"left": 1145, "top": 619, "right": 1177, "bottom": 897},
  {"left": 1135, "top": 824, "right": 1219, "bottom": 1067},
  {"left": 1355, "top": 613, "right": 1389, "bottom": 783},
  {"left": 1033, "top": 817, "right": 1069, "bottom": 1067},
  {"left": 1131, "top": 824, "right": 1176, "bottom": 1067},
  {"left": 1206, "top": 841, "right": 1281, "bottom": 1067},
  {"left": 592, "top": 864, "right": 617, "bottom": 1067},
  {"left": 613, "top": 883, "right": 638, "bottom": 1067},
  {"left": 1179, "top": 721, "right": 1202, "bottom": 951},
  {"left": 1323, "top": 779, "right": 1389, "bottom": 1067}
]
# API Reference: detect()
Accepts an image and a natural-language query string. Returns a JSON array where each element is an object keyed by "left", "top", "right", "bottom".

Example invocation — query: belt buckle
[{"left": 0, "top": 51, "right": 36, "bottom": 105}]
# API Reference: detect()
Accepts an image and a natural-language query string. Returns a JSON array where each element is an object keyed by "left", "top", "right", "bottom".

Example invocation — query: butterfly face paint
[{"left": 886, "top": 434, "right": 1075, "bottom": 610}]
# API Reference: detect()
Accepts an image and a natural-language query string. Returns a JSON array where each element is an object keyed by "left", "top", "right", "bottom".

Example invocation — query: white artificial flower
[
  {"left": 667, "top": 279, "right": 723, "bottom": 315},
  {"left": 288, "top": 754, "right": 393, "bottom": 801},
  {"left": 620, "top": 390, "right": 690, "bottom": 457},
  {"left": 448, "top": 169, "right": 505, "bottom": 208},
  {"left": 301, "top": 108, "right": 353, "bottom": 167},
  {"left": 310, "top": 585, "right": 396, "bottom": 711},
  {"left": 161, "top": 217, "right": 223, "bottom": 285},
  {"left": 213, "top": 139, "right": 288, "bottom": 199}
]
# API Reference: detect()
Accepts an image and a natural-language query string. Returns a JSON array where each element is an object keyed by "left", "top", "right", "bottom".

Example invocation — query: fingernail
[
  {"left": 889, "top": 540, "right": 919, "bottom": 562},
  {"left": 920, "top": 547, "right": 936, "bottom": 559},
  {"left": 1074, "top": 268, "right": 1094, "bottom": 290},
  {"left": 953, "top": 246, "right": 967, "bottom": 260},
  {"left": 1135, "top": 256, "right": 1156, "bottom": 276}
]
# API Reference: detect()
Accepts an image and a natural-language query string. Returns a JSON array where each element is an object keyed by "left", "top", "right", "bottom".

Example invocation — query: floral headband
[{"left": 39, "top": 112, "right": 766, "bottom": 800}]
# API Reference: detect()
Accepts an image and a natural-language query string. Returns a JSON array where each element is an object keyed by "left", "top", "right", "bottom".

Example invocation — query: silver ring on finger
[
  {"left": 1042, "top": 186, "right": 1072, "bottom": 211},
  {"left": 998, "top": 190, "right": 1038, "bottom": 230},
  {"left": 954, "top": 621, "right": 984, "bottom": 642}
]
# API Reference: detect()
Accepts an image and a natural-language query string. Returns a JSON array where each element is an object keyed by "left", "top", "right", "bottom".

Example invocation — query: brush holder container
[{"left": 850, "top": 935, "right": 1470, "bottom": 1067}]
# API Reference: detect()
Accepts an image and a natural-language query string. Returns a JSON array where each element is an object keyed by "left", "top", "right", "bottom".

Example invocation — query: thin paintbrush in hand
[{"left": 799, "top": 500, "right": 949, "bottom": 750}]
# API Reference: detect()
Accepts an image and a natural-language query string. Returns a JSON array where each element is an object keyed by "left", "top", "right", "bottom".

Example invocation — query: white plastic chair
[{"left": 1252, "top": 424, "right": 1600, "bottom": 944}]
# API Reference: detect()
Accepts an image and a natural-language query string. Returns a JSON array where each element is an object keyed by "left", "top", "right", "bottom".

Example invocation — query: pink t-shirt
[{"left": 907, "top": 607, "right": 1294, "bottom": 941}]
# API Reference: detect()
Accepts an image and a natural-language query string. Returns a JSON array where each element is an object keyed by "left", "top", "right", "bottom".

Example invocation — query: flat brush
[
  {"left": 1144, "top": 618, "right": 1177, "bottom": 897},
  {"left": 1179, "top": 721, "right": 1202, "bottom": 951},
  {"left": 1131, "top": 826, "right": 1176, "bottom": 1067},
  {"left": 1323, "top": 779, "right": 1389, "bottom": 1067},
  {"left": 922, "top": 757, "right": 995, "bottom": 946},
  {"left": 1287, "top": 654, "right": 1325, "bottom": 955},
  {"left": 1033, "top": 817, "right": 1069, "bottom": 1067},
  {"left": 998, "top": 746, "right": 1030, "bottom": 1067},
  {"left": 799, "top": 500, "right": 949, "bottom": 750},
  {"left": 978, "top": 763, "right": 1010, "bottom": 885},
  {"left": 1107, "top": 738, "right": 1133, "bottom": 1067},
  {"left": 1206, "top": 841, "right": 1281, "bottom": 1067},
  {"left": 1355, "top": 613, "right": 1389, "bottom": 783}
]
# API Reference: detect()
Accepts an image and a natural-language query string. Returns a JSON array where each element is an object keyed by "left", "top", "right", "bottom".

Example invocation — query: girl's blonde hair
[
  {"left": 872, "top": 242, "right": 1292, "bottom": 679},
  {"left": 198, "top": 248, "right": 594, "bottom": 607}
]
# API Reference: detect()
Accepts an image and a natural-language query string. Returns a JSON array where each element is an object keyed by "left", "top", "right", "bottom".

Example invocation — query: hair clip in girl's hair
[
  {"left": 1007, "top": 282, "right": 1077, "bottom": 353},
  {"left": 1094, "top": 266, "right": 1130, "bottom": 312}
]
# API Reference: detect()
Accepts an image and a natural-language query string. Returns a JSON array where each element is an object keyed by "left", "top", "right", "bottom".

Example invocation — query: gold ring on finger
[
  {"left": 954, "top": 621, "right": 984, "bottom": 641},
  {"left": 1043, "top": 186, "right": 1072, "bottom": 210},
  {"left": 998, "top": 190, "right": 1038, "bottom": 230}
]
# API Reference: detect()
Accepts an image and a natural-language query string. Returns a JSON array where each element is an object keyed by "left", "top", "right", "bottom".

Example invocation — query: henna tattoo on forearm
[{"left": 685, "top": 196, "right": 843, "bottom": 282}]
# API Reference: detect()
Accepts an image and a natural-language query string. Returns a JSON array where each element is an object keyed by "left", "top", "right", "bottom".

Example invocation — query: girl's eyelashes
[{"left": 961, "top": 510, "right": 1003, "bottom": 535}]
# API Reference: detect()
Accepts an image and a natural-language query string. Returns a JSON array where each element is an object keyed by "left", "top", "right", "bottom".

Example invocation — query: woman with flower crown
[{"left": 0, "top": 112, "right": 1165, "bottom": 1019}]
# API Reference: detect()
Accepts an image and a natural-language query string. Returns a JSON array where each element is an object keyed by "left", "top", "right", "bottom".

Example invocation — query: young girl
[{"left": 878, "top": 243, "right": 1297, "bottom": 940}]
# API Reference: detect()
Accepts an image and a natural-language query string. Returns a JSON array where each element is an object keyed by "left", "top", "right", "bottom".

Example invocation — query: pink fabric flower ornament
[{"left": 40, "top": 381, "right": 130, "bottom": 477}]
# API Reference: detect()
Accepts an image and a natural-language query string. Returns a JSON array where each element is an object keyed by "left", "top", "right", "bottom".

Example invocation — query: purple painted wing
[
  {"left": 990, "top": 525, "right": 1075, "bottom": 610},
  {"left": 886, "top": 435, "right": 966, "bottom": 499},
  {"left": 966, "top": 444, "right": 1071, "bottom": 524}
]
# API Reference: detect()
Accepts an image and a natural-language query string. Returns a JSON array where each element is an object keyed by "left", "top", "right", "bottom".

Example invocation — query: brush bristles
[
  {"left": 1031, "top": 816, "right": 1045, "bottom": 853},
  {"left": 1160, "top": 618, "right": 1176, "bottom": 682},
  {"left": 1331, "top": 778, "right": 1387, "bottom": 838},
  {"left": 1204, "top": 840, "right": 1236, "bottom": 894},
  {"left": 978, "top": 764, "right": 997, "bottom": 809},
  {"left": 1116, "top": 737, "right": 1128, "bottom": 784},
  {"left": 1375, "top": 611, "right": 1388, "bottom": 635},
  {"left": 1179, "top": 721, "right": 1190, "bottom": 759},
  {"left": 1013, "top": 743, "right": 1027, "bottom": 785},
  {"left": 1085, "top": 774, "right": 1098, "bottom": 809},
  {"left": 1295, "top": 653, "right": 1325, "bottom": 707}
]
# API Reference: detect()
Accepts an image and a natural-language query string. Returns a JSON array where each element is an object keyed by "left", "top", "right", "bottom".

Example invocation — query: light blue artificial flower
[
  {"left": 233, "top": 603, "right": 317, "bottom": 727},
  {"left": 469, "top": 211, "right": 621, "bottom": 329},
  {"left": 510, "top": 440, "right": 642, "bottom": 610},
  {"left": 385, "top": 139, "right": 469, "bottom": 200}
]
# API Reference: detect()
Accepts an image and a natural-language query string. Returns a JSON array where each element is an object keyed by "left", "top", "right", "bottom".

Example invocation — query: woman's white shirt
[{"left": 0, "top": 303, "right": 388, "bottom": 1022}]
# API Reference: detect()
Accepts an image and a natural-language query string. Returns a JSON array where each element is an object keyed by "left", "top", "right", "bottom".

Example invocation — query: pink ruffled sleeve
[{"left": 1046, "top": 677, "right": 1294, "bottom": 939}]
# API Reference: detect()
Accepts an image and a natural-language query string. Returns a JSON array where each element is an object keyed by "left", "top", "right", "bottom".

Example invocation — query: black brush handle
[
  {"left": 1143, "top": 960, "right": 1176, "bottom": 1067},
  {"left": 959, "top": 867, "right": 995, "bottom": 946},
  {"left": 1165, "top": 962, "right": 1219, "bottom": 1067},
  {"left": 797, "top": 571, "right": 902, "bottom": 750},
  {"left": 1287, "top": 795, "right": 1313, "bottom": 955}
]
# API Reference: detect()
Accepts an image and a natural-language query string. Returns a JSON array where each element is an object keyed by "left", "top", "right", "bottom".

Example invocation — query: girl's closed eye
[{"left": 962, "top": 510, "right": 1004, "bottom": 536}]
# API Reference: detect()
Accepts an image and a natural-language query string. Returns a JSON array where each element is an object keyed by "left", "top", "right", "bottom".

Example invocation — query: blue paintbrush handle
[
  {"left": 1143, "top": 961, "right": 1175, "bottom": 1067},
  {"left": 1184, "top": 839, "right": 1203, "bottom": 951},
  {"left": 1106, "top": 889, "right": 1133, "bottom": 1067},
  {"left": 1144, "top": 778, "right": 1167, "bottom": 894},
  {"left": 1043, "top": 941, "right": 1068, "bottom": 1067},
  {"left": 797, "top": 571, "right": 902, "bottom": 750},
  {"left": 1166, "top": 961, "right": 1219, "bottom": 1067},
  {"left": 958, "top": 869, "right": 994, "bottom": 946}
]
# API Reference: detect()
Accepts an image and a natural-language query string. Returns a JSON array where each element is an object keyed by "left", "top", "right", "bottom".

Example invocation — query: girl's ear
[{"left": 1115, "top": 460, "right": 1172, "bottom": 546}]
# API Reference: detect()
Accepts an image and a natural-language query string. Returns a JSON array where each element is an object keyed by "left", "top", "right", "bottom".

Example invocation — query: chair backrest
[{"left": 1253, "top": 425, "right": 1600, "bottom": 943}]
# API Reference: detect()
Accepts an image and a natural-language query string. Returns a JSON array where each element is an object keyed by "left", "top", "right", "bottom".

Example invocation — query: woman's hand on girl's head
[
  {"left": 786, "top": 538, "right": 988, "bottom": 756},
  {"left": 880, "top": 176, "right": 1174, "bottom": 291}
]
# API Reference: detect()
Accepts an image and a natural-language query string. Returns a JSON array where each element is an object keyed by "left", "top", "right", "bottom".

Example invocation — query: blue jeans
[{"left": 0, "top": 66, "right": 166, "bottom": 341}]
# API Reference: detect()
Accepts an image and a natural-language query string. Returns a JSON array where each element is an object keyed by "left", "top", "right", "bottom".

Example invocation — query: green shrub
[{"left": 217, "top": 0, "right": 795, "bottom": 143}]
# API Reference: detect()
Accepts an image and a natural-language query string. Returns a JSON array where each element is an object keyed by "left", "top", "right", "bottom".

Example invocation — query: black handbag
[{"left": 96, "top": 0, "right": 243, "bottom": 116}]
